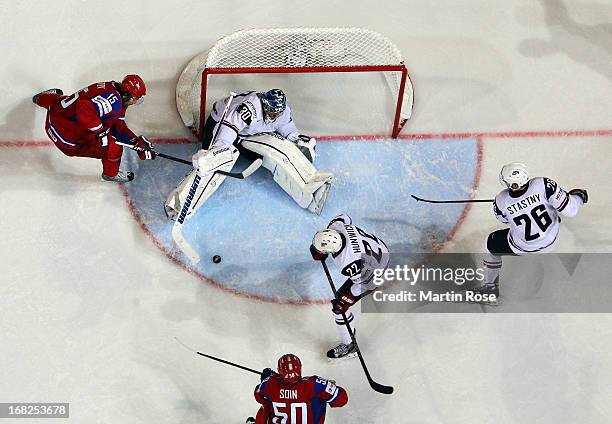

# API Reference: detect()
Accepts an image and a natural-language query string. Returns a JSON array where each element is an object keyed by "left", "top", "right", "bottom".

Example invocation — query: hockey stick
[
  {"left": 172, "top": 173, "right": 202, "bottom": 263},
  {"left": 211, "top": 91, "right": 237, "bottom": 144},
  {"left": 411, "top": 194, "right": 493, "bottom": 204},
  {"left": 174, "top": 337, "right": 261, "bottom": 375},
  {"left": 115, "top": 141, "right": 192, "bottom": 166},
  {"left": 142, "top": 148, "right": 262, "bottom": 179},
  {"left": 115, "top": 142, "right": 263, "bottom": 180},
  {"left": 321, "top": 260, "right": 394, "bottom": 395}
]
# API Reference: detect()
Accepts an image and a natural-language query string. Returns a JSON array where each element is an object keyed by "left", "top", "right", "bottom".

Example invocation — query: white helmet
[
  {"left": 499, "top": 162, "right": 529, "bottom": 191},
  {"left": 312, "top": 229, "right": 342, "bottom": 254}
]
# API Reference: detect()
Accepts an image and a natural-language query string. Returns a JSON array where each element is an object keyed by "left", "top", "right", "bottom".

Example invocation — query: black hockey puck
[{"left": 212, "top": 255, "right": 222, "bottom": 264}]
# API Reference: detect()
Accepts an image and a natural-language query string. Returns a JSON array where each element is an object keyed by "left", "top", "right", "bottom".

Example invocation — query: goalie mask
[
  {"left": 312, "top": 229, "right": 342, "bottom": 254},
  {"left": 258, "top": 89, "right": 286, "bottom": 123},
  {"left": 499, "top": 162, "right": 529, "bottom": 191}
]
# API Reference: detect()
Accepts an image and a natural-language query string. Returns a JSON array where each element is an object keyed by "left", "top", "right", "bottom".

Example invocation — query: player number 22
[
  {"left": 513, "top": 204, "right": 553, "bottom": 241},
  {"left": 272, "top": 402, "right": 307, "bottom": 423},
  {"left": 356, "top": 227, "right": 383, "bottom": 262}
]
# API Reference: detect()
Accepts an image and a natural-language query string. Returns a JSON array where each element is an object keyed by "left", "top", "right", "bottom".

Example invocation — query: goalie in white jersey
[
  {"left": 473, "top": 162, "right": 588, "bottom": 299},
  {"left": 310, "top": 214, "right": 389, "bottom": 359},
  {"left": 201, "top": 90, "right": 310, "bottom": 154},
  {"left": 165, "top": 89, "right": 333, "bottom": 228}
]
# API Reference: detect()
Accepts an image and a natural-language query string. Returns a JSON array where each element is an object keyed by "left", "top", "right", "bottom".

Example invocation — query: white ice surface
[{"left": 1, "top": 1, "right": 612, "bottom": 423}]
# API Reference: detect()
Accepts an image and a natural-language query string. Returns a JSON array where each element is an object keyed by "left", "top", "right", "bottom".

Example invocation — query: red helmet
[
  {"left": 277, "top": 354, "right": 302, "bottom": 383},
  {"left": 120, "top": 74, "right": 146, "bottom": 99}
]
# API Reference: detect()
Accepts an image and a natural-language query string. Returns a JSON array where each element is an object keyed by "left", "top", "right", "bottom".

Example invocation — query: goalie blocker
[{"left": 164, "top": 134, "right": 333, "bottom": 221}]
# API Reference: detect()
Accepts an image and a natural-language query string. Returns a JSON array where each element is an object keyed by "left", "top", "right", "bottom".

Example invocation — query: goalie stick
[
  {"left": 321, "top": 259, "right": 394, "bottom": 395},
  {"left": 171, "top": 173, "right": 202, "bottom": 263},
  {"left": 170, "top": 91, "right": 237, "bottom": 264},
  {"left": 411, "top": 194, "right": 493, "bottom": 204}
]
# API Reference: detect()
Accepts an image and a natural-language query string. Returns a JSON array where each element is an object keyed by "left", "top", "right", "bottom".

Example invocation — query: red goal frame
[{"left": 198, "top": 64, "right": 411, "bottom": 140}]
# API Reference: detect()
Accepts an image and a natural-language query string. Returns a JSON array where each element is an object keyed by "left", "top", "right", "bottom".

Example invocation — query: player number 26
[
  {"left": 512, "top": 204, "right": 553, "bottom": 241},
  {"left": 272, "top": 402, "right": 307, "bottom": 424}
]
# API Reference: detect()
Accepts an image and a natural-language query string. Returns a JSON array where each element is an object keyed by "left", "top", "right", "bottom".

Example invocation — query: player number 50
[{"left": 272, "top": 402, "right": 307, "bottom": 423}]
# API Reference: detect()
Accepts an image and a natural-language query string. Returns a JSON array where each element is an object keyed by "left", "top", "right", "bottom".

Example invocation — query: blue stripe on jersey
[
  {"left": 311, "top": 397, "right": 327, "bottom": 424},
  {"left": 49, "top": 123, "right": 78, "bottom": 146},
  {"left": 258, "top": 379, "right": 269, "bottom": 392},
  {"left": 92, "top": 92, "right": 121, "bottom": 118}
]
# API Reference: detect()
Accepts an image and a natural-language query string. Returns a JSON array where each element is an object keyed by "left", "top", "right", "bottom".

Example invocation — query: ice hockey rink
[{"left": 1, "top": 0, "right": 612, "bottom": 423}]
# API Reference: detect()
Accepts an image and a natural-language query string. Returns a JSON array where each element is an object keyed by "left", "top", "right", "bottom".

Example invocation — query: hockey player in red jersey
[
  {"left": 32, "top": 75, "right": 156, "bottom": 182},
  {"left": 246, "top": 354, "right": 348, "bottom": 424}
]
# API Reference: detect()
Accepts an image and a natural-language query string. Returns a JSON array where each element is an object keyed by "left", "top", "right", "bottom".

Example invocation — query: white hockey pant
[{"left": 240, "top": 135, "right": 333, "bottom": 214}]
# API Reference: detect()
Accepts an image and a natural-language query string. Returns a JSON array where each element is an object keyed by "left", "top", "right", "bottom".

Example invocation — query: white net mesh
[
  {"left": 206, "top": 27, "right": 404, "bottom": 69},
  {"left": 176, "top": 28, "right": 413, "bottom": 135}
]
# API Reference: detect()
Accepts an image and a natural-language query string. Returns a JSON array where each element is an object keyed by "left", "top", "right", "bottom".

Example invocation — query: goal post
[{"left": 176, "top": 27, "right": 414, "bottom": 139}]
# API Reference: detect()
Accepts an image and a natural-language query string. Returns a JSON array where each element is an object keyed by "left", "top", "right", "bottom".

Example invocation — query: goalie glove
[
  {"left": 296, "top": 135, "right": 316, "bottom": 163},
  {"left": 129, "top": 135, "right": 157, "bottom": 160}
]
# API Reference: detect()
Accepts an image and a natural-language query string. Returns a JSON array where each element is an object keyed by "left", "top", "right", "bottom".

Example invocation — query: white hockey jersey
[
  {"left": 493, "top": 177, "right": 583, "bottom": 253},
  {"left": 327, "top": 214, "right": 390, "bottom": 296},
  {"left": 211, "top": 91, "right": 300, "bottom": 147}
]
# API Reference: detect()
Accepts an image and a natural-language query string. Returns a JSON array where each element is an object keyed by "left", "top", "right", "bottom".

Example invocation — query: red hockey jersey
[
  {"left": 46, "top": 81, "right": 136, "bottom": 147},
  {"left": 254, "top": 375, "right": 348, "bottom": 424}
]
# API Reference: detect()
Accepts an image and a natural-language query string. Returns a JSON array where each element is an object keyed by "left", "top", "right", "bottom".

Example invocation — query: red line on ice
[{"left": 2, "top": 127, "right": 611, "bottom": 147}]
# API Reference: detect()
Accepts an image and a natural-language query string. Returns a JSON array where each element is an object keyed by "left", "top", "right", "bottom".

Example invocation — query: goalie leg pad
[
  {"left": 192, "top": 145, "right": 239, "bottom": 176},
  {"left": 164, "top": 146, "right": 239, "bottom": 221},
  {"left": 240, "top": 135, "right": 333, "bottom": 214}
]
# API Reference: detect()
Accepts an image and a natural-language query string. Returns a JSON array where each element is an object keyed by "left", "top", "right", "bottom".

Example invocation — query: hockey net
[{"left": 176, "top": 27, "right": 414, "bottom": 138}]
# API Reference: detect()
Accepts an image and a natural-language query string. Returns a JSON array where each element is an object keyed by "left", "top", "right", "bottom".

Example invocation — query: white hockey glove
[{"left": 296, "top": 135, "right": 317, "bottom": 162}]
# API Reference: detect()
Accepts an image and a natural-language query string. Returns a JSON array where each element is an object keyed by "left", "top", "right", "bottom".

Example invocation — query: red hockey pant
[{"left": 38, "top": 93, "right": 123, "bottom": 177}]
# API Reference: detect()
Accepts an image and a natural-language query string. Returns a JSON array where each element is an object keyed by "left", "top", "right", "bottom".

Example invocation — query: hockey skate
[
  {"left": 468, "top": 278, "right": 500, "bottom": 306},
  {"left": 245, "top": 417, "right": 255, "bottom": 424},
  {"left": 101, "top": 170, "right": 134, "bottom": 183},
  {"left": 327, "top": 340, "right": 358, "bottom": 360},
  {"left": 32, "top": 88, "right": 63, "bottom": 105}
]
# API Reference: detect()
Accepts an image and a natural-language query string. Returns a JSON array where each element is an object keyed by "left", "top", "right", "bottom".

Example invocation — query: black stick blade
[
  {"left": 370, "top": 381, "right": 394, "bottom": 395},
  {"left": 411, "top": 194, "right": 493, "bottom": 204}
]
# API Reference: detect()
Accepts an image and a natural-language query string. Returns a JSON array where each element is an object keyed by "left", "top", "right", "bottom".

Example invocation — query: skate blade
[{"left": 327, "top": 351, "right": 359, "bottom": 362}]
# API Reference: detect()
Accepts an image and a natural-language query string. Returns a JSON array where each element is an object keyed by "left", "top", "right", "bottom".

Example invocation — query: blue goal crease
[{"left": 125, "top": 137, "right": 479, "bottom": 302}]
